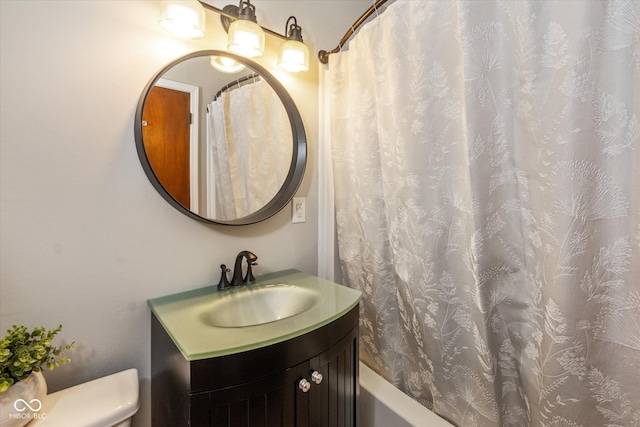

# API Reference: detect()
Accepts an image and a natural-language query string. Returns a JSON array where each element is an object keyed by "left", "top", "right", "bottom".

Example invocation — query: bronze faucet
[{"left": 230, "top": 250, "right": 258, "bottom": 287}]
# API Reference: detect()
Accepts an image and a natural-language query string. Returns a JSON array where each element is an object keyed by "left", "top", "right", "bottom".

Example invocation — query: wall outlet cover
[{"left": 292, "top": 197, "right": 306, "bottom": 223}]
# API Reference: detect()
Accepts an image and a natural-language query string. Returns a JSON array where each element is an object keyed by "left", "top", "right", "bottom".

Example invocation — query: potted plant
[{"left": 0, "top": 325, "right": 74, "bottom": 427}]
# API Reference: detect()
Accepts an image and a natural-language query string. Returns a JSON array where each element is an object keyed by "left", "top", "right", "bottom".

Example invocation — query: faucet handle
[
  {"left": 217, "top": 264, "right": 231, "bottom": 290},
  {"left": 244, "top": 261, "right": 258, "bottom": 284}
]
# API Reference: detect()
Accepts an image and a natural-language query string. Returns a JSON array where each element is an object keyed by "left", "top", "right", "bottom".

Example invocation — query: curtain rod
[
  {"left": 213, "top": 73, "right": 261, "bottom": 101},
  {"left": 318, "top": 0, "right": 390, "bottom": 64}
]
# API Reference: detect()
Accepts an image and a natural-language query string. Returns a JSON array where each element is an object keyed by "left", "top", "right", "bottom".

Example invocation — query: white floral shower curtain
[
  {"left": 327, "top": 1, "right": 640, "bottom": 425},
  {"left": 206, "top": 78, "right": 291, "bottom": 219}
]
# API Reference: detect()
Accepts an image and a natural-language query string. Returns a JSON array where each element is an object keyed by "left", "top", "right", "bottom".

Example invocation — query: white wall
[{"left": 0, "top": 1, "right": 369, "bottom": 425}]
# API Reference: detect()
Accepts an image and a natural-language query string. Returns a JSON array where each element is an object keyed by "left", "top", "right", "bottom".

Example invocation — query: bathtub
[{"left": 359, "top": 362, "right": 455, "bottom": 427}]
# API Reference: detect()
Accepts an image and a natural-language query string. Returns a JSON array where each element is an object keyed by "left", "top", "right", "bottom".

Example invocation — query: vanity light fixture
[
  {"left": 159, "top": 0, "right": 206, "bottom": 39},
  {"left": 210, "top": 55, "right": 246, "bottom": 73},
  {"left": 226, "top": 0, "right": 265, "bottom": 58},
  {"left": 159, "top": 1, "right": 310, "bottom": 72},
  {"left": 278, "top": 16, "right": 310, "bottom": 73}
]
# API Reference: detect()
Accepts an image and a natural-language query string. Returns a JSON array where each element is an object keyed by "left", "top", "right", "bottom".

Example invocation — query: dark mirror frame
[{"left": 134, "top": 50, "right": 307, "bottom": 225}]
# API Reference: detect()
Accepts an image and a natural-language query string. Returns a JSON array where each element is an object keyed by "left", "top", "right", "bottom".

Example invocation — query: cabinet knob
[
  {"left": 311, "top": 371, "right": 323, "bottom": 384},
  {"left": 298, "top": 378, "right": 311, "bottom": 393}
]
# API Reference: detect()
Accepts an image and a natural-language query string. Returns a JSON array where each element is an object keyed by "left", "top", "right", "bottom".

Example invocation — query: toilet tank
[{"left": 29, "top": 368, "right": 139, "bottom": 427}]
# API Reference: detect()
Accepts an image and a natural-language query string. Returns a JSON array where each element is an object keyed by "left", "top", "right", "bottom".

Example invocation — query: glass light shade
[
  {"left": 227, "top": 19, "right": 265, "bottom": 58},
  {"left": 210, "top": 56, "right": 246, "bottom": 73},
  {"left": 159, "top": 0, "right": 205, "bottom": 39},
  {"left": 278, "top": 39, "right": 310, "bottom": 72}
]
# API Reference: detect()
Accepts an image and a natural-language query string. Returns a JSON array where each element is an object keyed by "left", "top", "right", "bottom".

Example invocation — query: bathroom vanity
[{"left": 148, "top": 269, "right": 361, "bottom": 426}]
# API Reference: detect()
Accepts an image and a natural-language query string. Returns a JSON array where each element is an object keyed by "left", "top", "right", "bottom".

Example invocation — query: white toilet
[{"left": 28, "top": 368, "right": 139, "bottom": 427}]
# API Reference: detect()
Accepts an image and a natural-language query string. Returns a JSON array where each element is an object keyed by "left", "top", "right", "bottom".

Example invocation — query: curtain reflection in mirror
[{"left": 206, "top": 76, "right": 292, "bottom": 220}]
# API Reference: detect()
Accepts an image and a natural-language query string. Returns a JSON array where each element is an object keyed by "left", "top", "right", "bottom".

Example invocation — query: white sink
[{"left": 200, "top": 284, "right": 320, "bottom": 328}]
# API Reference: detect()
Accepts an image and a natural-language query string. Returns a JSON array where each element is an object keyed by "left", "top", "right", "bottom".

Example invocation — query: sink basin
[
  {"left": 200, "top": 284, "right": 320, "bottom": 328},
  {"left": 149, "top": 269, "right": 363, "bottom": 359}
]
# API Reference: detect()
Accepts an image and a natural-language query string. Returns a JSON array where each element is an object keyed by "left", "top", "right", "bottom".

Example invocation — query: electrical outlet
[{"left": 292, "top": 197, "right": 305, "bottom": 223}]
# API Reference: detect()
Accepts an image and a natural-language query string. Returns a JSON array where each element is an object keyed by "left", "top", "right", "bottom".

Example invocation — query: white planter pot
[{"left": 0, "top": 372, "right": 47, "bottom": 427}]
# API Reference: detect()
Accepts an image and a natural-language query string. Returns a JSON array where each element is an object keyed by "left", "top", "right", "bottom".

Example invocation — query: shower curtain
[
  {"left": 327, "top": 1, "right": 639, "bottom": 425},
  {"left": 206, "top": 78, "right": 291, "bottom": 219}
]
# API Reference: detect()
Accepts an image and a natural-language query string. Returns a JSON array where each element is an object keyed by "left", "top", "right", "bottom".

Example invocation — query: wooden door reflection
[{"left": 142, "top": 86, "right": 191, "bottom": 208}]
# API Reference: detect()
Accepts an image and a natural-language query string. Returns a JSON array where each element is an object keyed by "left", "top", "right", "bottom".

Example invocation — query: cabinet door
[
  {"left": 308, "top": 326, "right": 358, "bottom": 427},
  {"left": 191, "top": 361, "right": 309, "bottom": 427}
]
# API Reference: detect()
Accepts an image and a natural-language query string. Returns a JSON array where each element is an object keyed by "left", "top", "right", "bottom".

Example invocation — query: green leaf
[{"left": 0, "top": 324, "right": 74, "bottom": 392}]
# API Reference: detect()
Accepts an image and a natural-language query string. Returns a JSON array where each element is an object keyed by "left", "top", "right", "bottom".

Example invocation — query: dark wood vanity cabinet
[{"left": 151, "top": 305, "right": 359, "bottom": 427}]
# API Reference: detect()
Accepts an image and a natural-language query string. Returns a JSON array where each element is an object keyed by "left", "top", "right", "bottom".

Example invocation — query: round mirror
[{"left": 134, "top": 50, "right": 306, "bottom": 225}]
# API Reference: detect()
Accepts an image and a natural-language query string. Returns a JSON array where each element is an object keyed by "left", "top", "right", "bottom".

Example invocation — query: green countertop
[{"left": 147, "top": 269, "right": 362, "bottom": 361}]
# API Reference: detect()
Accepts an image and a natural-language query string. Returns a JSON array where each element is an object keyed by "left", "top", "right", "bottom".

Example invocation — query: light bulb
[
  {"left": 227, "top": 19, "right": 265, "bottom": 58},
  {"left": 210, "top": 56, "right": 246, "bottom": 73},
  {"left": 159, "top": 0, "right": 205, "bottom": 39},
  {"left": 278, "top": 39, "right": 310, "bottom": 72}
]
